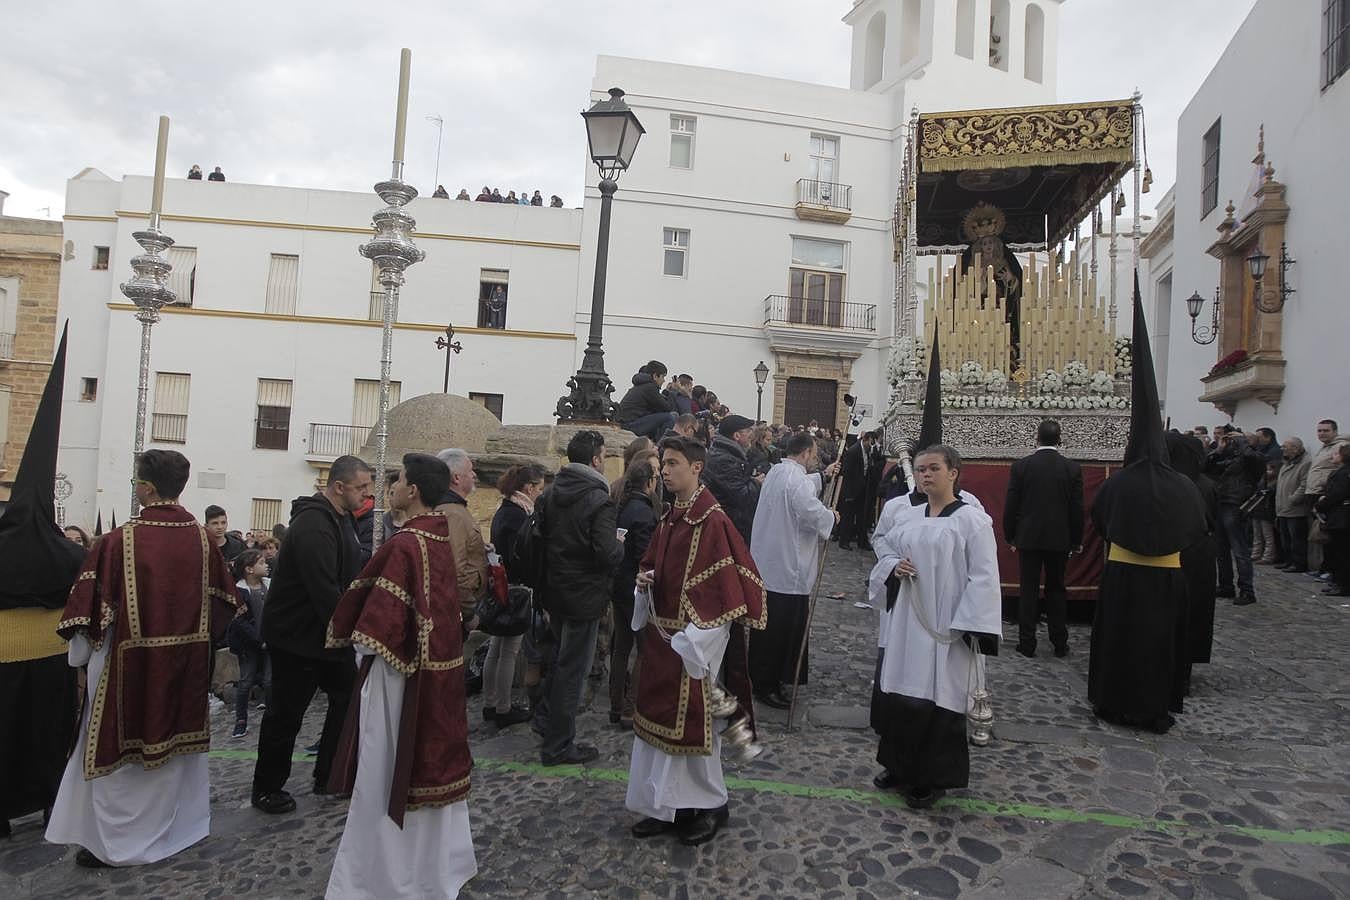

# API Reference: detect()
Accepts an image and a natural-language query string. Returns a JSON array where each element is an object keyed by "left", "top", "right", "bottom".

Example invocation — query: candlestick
[
  {"left": 392, "top": 48, "right": 411, "bottom": 165},
  {"left": 150, "top": 116, "right": 169, "bottom": 218}
]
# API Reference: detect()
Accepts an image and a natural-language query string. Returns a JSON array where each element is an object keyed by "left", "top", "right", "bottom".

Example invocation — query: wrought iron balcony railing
[
  {"left": 764, "top": 294, "right": 876, "bottom": 332},
  {"left": 307, "top": 423, "right": 373, "bottom": 458},
  {"left": 796, "top": 178, "right": 852, "bottom": 213}
]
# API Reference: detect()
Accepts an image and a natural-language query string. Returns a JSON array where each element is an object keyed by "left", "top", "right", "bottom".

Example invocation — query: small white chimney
[{"left": 0, "top": 190, "right": 8, "bottom": 216}]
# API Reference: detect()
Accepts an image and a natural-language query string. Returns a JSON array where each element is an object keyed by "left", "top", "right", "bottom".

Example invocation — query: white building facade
[
  {"left": 56, "top": 0, "right": 1070, "bottom": 529},
  {"left": 1145, "top": 0, "right": 1350, "bottom": 439}
]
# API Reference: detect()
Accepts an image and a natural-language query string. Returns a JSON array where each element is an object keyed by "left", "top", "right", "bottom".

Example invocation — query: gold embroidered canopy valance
[{"left": 912, "top": 99, "right": 1135, "bottom": 251}]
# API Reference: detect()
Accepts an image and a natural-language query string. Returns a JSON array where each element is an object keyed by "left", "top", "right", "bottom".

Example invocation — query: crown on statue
[{"left": 962, "top": 202, "right": 1007, "bottom": 241}]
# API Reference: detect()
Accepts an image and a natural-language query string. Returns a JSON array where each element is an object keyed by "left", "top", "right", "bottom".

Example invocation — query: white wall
[
  {"left": 1159, "top": 0, "right": 1350, "bottom": 440},
  {"left": 56, "top": 174, "right": 582, "bottom": 530}
]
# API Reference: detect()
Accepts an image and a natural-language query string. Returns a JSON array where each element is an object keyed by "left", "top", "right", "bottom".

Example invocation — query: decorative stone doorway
[{"left": 769, "top": 351, "right": 856, "bottom": 431}]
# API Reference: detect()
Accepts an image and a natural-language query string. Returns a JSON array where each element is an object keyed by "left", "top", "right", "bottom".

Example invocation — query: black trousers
[
  {"left": 1017, "top": 549, "right": 1069, "bottom": 650},
  {"left": 251, "top": 647, "right": 353, "bottom": 798},
  {"left": 0, "top": 654, "right": 77, "bottom": 821},
  {"left": 749, "top": 591, "right": 809, "bottom": 691},
  {"left": 1329, "top": 528, "right": 1350, "bottom": 591},
  {"left": 838, "top": 494, "right": 869, "bottom": 546}
]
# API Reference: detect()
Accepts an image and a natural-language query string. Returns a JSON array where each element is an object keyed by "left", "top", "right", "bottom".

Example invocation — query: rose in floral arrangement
[
  {"left": 1113, "top": 337, "right": 1132, "bottom": 377},
  {"left": 1061, "top": 360, "right": 1090, "bottom": 388},
  {"left": 1209, "top": 348, "right": 1249, "bottom": 376},
  {"left": 1088, "top": 369, "right": 1114, "bottom": 395},
  {"left": 1035, "top": 369, "right": 1063, "bottom": 395},
  {"left": 940, "top": 369, "right": 959, "bottom": 392},
  {"left": 983, "top": 369, "right": 1008, "bottom": 394},
  {"left": 958, "top": 360, "right": 985, "bottom": 387}
]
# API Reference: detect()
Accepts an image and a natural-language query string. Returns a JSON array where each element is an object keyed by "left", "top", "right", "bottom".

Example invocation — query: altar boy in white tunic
[
  {"left": 868, "top": 444, "right": 1002, "bottom": 809},
  {"left": 748, "top": 431, "right": 840, "bottom": 708}
]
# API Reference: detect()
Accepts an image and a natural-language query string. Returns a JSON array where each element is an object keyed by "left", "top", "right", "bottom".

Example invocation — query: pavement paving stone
[{"left": 2, "top": 550, "right": 1347, "bottom": 898}]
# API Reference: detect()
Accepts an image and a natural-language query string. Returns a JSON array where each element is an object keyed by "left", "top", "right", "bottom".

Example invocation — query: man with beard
[{"left": 628, "top": 436, "right": 766, "bottom": 846}]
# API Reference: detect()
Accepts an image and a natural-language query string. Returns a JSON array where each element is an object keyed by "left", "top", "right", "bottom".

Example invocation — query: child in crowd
[{"left": 228, "top": 549, "right": 272, "bottom": 738}]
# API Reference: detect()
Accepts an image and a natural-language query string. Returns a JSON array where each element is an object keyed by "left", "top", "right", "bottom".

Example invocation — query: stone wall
[{"left": 0, "top": 217, "right": 63, "bottom": 500}]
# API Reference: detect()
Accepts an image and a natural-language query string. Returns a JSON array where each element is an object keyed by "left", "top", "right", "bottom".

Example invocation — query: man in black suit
[
  {"left": 837, "top": 430, "right": 876, "bottom": 551},
  {"left": 1004, "top": 420, "right": 1084, "bottom": 658},
  {"left": 862, "top": 429, "right": 886, "bottom": 535}
]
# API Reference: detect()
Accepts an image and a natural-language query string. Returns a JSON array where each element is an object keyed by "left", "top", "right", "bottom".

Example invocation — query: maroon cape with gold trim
[
  {"left": 634, "top": 487, "right": 766, "bottom": 756},
  {"left": 57, "top": 503, "right": 239, "bottom": 779},
  {"left": 326, "top": 514, "right": 471, "bottom": 824}
]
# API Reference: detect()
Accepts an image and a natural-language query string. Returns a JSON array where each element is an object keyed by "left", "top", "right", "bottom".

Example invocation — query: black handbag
[{"left": 476, "top": 584, "right": 532, "bottom": 637}]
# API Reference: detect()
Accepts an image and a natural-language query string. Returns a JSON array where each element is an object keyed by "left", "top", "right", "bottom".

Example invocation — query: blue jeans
[
  {"left": 234, "top": 648, "right": 272, "bottom": 724},
  {"left": 1216, "top": 504, "right": 1254, "bottom": 595},
  {"left": 624, "top": 412, "right": 675, "bottom": 441},
  {"left": 540, "top": 616, "right": 600, "bottom": 763}
]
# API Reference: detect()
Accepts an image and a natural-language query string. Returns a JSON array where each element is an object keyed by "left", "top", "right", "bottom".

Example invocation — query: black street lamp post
[
  {"left": 435, "top": 323, "right": 462, "bottom": 393},
  {"left": 1186, "top": 289, "right": 1219, "bottom": 345},
  {"left": 753, "top": 360, "right": 769, "bottom": 421},
  {"left": 557, "top": 87, "right": 645, "bottom": 422}
]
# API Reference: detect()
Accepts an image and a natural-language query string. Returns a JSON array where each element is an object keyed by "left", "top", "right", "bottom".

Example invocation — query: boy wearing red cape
[
  {"left": 629, "top": 436, "right": 766, "bottom": 846},
  {"left": 324, "top": 453, "right": 476, "bottom": 900},
  {"left": 46, "top": 449, "right": 240, "bottom": 867}
]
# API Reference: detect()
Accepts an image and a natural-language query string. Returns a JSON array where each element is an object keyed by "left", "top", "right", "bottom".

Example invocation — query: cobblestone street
[{"left": 3, "top": 552, "right": 1348, "bottom": 899}]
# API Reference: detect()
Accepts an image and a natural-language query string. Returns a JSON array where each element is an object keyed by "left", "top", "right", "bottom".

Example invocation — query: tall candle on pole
[
  {"left": 362, "top": 49, "right": 425, "bottom": 551},
  {"left": 122, "top": 116, "right": 178, "bottom": 514}
]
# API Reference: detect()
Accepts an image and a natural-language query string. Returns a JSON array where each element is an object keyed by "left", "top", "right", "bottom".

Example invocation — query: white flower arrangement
[
  {"left": 958, "top": 361, "right": 985, "bottom": 387},
  {"left": 1061, "top": 360, "right": 1091, "bottom": 387},
  {"left": 939, "top": 368, "right": 959, "bottom": 392},
  {"left": 1026, "top": 394, "right": 1130, "bottom": 411},
  {"left": 1088, "top": 369, "right": 1115, "bottom": 395},
  {"left": 890, "top": 337, "right": 927, "bottom": 383},
  {"left": 983, "top": 369, "right": 1009, "bottom": 394},
  {"left": 941, "top": 394, "right": 1024, "bottom": 410},
  {"left": 1114, "top": 337, "right": 1132, "bottom": 377},
  {"left": 1035, "top": 369, "right": 1063, "bottom": 395}
]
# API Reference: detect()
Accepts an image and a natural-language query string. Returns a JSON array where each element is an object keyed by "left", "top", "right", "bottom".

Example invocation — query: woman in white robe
[{"left": 867, "top": 445, "right": 1002, "bottom": 809}]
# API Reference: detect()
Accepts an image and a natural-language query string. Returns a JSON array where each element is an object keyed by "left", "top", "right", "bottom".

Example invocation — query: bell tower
[{"left": 845, "top": 0, "right": 1065, "bottom": 103}]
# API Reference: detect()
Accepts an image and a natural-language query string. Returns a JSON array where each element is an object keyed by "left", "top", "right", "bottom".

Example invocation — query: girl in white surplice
[{"left": 868, "top": 444, "right": 1002, "bottom": 809}]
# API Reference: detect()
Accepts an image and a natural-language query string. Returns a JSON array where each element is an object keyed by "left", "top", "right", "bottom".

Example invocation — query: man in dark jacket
[
  {"left": 535, "top": 430, "right": 624, "bottom": 765},
  {"left": 251, "top": 454, "right": 372, "bottom": 814},
  {"left": 1004, "top": 420, "right": 1084, "bottom": 658},
  {"left": 617, "top": 361, "right": 676, "bottom": 440},
  {"left": 702, "top": 414, "right": 763, "bottom": 542},
  {"left": 837, "top": 430, "right": 876, "bottom": 551},
  {"left": 1206, "top": 432, "right": 1266, "bottom": 606},
  {"left": 661, "top": 373, "right": 694, "bottom": 416}
]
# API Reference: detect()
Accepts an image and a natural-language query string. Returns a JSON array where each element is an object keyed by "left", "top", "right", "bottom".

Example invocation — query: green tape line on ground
[{"left": 209, "top": 750, "right": 1350, "bottom": 847}]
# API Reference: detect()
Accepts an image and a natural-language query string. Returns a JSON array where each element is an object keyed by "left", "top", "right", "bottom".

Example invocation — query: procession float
[{"left": 883, "top": 96, "right": 1150, "bottom": 603}]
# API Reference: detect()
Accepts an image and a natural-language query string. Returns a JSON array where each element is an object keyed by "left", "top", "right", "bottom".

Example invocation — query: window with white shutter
[
  {"left": 352, "top": 379, "right": 402, "bottom": 454},
  {"left": 265, "top": 254, "right": 299, "bottom": 314},
  {"left": 151, "top": 372, "right": 191, "bottom": 443},
  {"left": 167, "top": 247, "right": 197, "bottom": 305}
]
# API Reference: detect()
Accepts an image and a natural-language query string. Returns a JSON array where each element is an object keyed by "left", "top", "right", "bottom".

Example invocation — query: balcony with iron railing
[
  {"left": 307, "top": 423, "right": 373, "bottom": 461},
  {"left": 0, "top": 331, "right": 14, "bottom": 360},
  {"left": 762, "top": 293, "right": 876, "bottom": 354},
  {"left": 795, "top": 178, "right": 853, "bottom": 224}
]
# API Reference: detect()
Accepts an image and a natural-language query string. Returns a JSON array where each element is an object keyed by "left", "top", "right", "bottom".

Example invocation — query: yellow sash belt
[{"left": 1107, "top": 544, "right": 1181, "bottom": 569}]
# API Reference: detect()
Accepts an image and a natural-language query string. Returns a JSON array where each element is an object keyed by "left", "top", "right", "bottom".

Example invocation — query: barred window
[{"left": 1200, "top": 119, "right": 1221, "bottom": 218}]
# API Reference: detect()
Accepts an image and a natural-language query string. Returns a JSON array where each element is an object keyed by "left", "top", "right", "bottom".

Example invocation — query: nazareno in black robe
[{"left": 1088, "top": 278, "right": 1208, "bottom": 733}]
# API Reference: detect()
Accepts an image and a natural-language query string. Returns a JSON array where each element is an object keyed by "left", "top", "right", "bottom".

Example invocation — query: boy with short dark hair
[{"left": 204, "top": 505, "right": 246, "bottom": 562}]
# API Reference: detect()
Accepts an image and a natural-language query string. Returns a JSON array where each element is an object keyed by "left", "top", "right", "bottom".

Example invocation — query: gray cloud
[{"left": 1, "top": 0, "right": 1254, "bottom": 219}]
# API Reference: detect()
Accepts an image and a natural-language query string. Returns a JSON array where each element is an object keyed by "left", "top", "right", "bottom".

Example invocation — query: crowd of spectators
[{"left": 428, "top": 185, "right": 565, "bottom": 207}]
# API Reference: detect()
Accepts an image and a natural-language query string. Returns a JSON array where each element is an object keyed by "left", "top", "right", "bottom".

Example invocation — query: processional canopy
[{"left": 914, "top": 99, "right": 1135, "bottom": 253}]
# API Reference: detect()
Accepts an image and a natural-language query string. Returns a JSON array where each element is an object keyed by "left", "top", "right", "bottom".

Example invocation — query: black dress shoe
[
  {"left": 872, "top": 770, "right": 904, "bottom": 791},
  {"left": 75, "top": 848, "right": 111, "bottom": 868},
  {"left": 1053, "top": 644, "right": 1069, "bottom": 658},
  {"left": 493, "top": 706, "right": 533, "bottom": 727},
  {"left": 251, "top": 791, "right": 297, "bottom": 814},
  {"left": 904, "top": 787, "right": 944, "bottom": 810},
  {"left": 541, "top": 743, "right": 599, "bottom": 766},
  {"left": 0, "top": 819, "right": 11, "bottom": 840},
  {"left": 631, "top": 817, "right": 678, "bottom": 839},
  {"left": 678, "top": 805, "right": 729, "bottom": 846},
  {"left": 755, "top": 689, "right": 791, "bottom": 710},
  {"left": 1234, "top": 593, "right": 1257, "bottom": 606},
  {"left": 1014, "top": 644, "right": 1035, "bottom": 658},
  {"left": 1215, "top": 587, "right": 1236, "bottom": 599}
]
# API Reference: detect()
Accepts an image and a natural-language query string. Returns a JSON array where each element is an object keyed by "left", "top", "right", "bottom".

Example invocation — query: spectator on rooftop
[
  {"left": 456, "top": 188, "right": 471, "bottom": 200},
  {"left": 432, "top": 185, "right": 450, "bottom": 199},
  {"left": 187, "top": 165, "right": 203, "bottom": 180},
  {"left": 476, "top": 186, "right": 492, "bottom": 201},
  {"left": 549, "top": 195, "right": 563, "bottom": 207},
  {"left": 208, "top": 166, "right": 226, "bottom": 182},
  {"left": 517, "top": 190, "right": 531, "bottom": 206},
  {"left": 531, "top": 190, "right": 544, "bottom": 206},
  {"left": 491, "top": 189, "right": 504, "bottom": 203}
]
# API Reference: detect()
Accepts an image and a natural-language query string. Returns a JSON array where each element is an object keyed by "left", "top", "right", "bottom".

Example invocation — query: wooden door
[
  {"left": 784, "top": 377, "right": 837, "bottom": 427},
  {"left": 789, "top": 269, "right": 845, "bottom": 327}
]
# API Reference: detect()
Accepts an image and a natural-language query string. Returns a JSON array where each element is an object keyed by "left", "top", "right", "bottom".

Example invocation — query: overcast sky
[{"left": 1, "top": 0, "right": 1255, "bottom": 220}]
